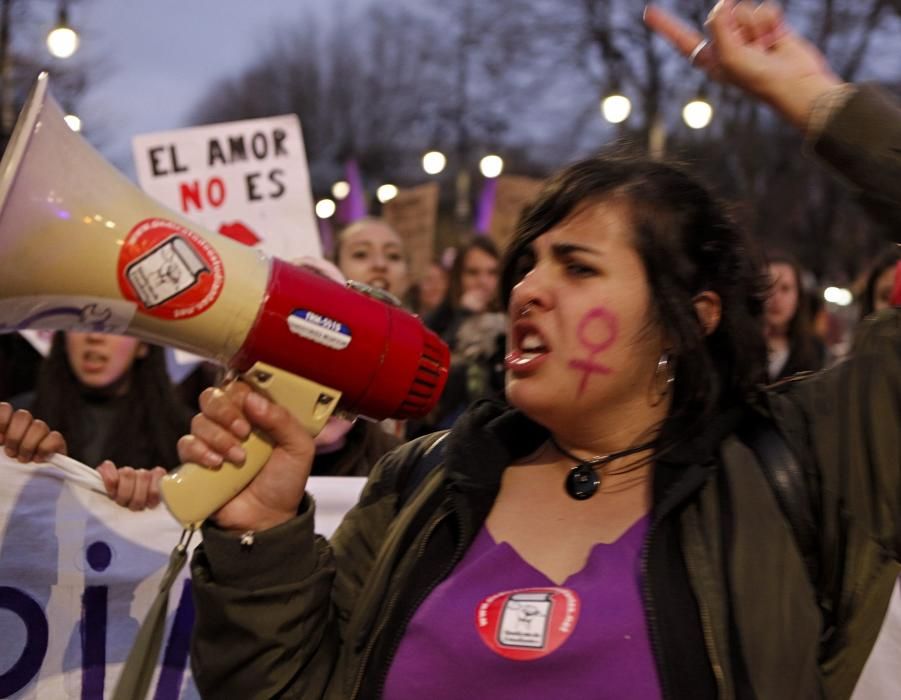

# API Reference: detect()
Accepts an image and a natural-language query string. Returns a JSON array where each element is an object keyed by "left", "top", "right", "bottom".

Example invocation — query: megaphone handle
[{"left": 159, "top": 363, "right": 342, "bottom": 529}]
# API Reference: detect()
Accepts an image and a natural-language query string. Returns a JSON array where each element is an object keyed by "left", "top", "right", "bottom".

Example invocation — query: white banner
[
  {"left": 852, "top": 578, "right": 901, "bottom": 699},
  {"left": 0, "top": 455, "right": 365, "bottom": 699},
  {"left": 0, "top": 457, "right": 199, "bottom": 699}
]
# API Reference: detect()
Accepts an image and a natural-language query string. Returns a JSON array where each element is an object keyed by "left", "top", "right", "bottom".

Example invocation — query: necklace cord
[
  {"left": 549, "top": 436, "right": 657, "bottom": 474},
  {"left": 551, "top": 434, "right": 683, "bottom": 500}
]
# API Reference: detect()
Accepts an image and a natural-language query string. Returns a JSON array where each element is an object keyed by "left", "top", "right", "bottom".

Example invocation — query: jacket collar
[
  {"left": 443, "top": 398, "right": 548, "bottom": 495},
  {"left": 442, "top": 397, "right": 747, "bottom": 519}
]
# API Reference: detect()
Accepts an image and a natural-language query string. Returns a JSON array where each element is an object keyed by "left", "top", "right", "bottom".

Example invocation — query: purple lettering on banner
[
  {"left": 153, "top": 579, "right": 196, "bottom": 699},
  {"left": 82, "top": 541, "right": 111, "bottom": 700},
  {"left": 0, "top": 586, "right": 49, "bottom": 696},
  {"left": 86, "top": 540, "right": 112, "bottom": 571},
  {"left": 568, "top": 307, "right": 618, "bottom": 394},
  {"left": 81, "top": 586, "right": 107, "bottom": 699}
]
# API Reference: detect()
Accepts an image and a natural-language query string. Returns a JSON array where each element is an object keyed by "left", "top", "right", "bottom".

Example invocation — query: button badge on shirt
[{"left": 476, "top": 587, "right": 580, "bottom": 660}]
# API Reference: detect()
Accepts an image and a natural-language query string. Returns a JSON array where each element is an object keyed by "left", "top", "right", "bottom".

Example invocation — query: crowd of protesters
[{"left": 0, "top": 1, "right": 898, "bottom": 698}]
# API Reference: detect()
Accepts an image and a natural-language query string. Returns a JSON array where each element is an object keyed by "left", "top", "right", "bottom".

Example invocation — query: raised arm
[
  {"left": 645, "top": 0, "right": 901, "bottom": 229},
  {"left": 644, "top": 0, "right": 842, "bottom": 130},
  {"left": 179, "top": 381, "right": 335, "bottom": 697}
]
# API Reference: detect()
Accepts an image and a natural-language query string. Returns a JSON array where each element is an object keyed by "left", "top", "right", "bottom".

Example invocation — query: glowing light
[
  {"left": 47, "top": 24, "right": 79, "bottom": 59},
  {"left": 315, "top": 198, "right": 337, "bottom": 219},
  {"left": 422, "top": 151, "right": 447, "bottom": 175},
  {"left": 63, "top": 114, "right": 81, "bottom": 132},
  {"left": 823, "top": 286, "right": 853, "bottom": 306},
  {"left": 331, "top": 181, "right": 350, "bottom": 200},
  {"left": 601, "top": 94, "right": 632, "bottom": 124},
  {"left": 682, "top": 98, "right": 714, "bottom": 129},
  {"left": 376, "top": 184, "right": 399, "bottom": 203},
  {"left": 479, "top": 154, "right": 504, "bottom": 179}
]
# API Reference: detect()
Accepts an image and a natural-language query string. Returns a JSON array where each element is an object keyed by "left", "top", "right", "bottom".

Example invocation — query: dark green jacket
[{"left": 190, "top": 86, "right": 901, "bottom": 700}]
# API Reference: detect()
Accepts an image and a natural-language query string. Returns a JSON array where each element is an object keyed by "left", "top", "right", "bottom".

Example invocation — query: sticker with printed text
[
  {"left": 287, "top": 309, "right": 352, "bottom": 350},
  {"left": 476, "top": 587, "right": 580, "bottom": 661},
  {"left": 117, "top": 218, "right": 224, "bottom": 320}
]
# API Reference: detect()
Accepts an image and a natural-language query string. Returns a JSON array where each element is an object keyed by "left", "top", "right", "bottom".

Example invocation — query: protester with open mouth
[
  {"left": 180, "top": 2, "right": 900, "bottom": 697},
  {"left": 7, "top": 331, "right": 192, "bottom": 510},
  {"left": 333, "top": 216, "right": 411, "bottom": 306}
]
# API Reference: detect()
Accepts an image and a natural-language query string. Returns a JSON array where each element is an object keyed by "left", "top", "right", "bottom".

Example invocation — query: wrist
[
  {"left": 214, "top": 506, "right": 299, "bottom": 534},
  {"left": 765, "top": 72, "right": 844, "bottom": 132},
  {"left": 251, "top": 511, "right": 297, "bottom": 532},
  {"left": 199, "top": 499, "right": 320, "bottom": 590}
]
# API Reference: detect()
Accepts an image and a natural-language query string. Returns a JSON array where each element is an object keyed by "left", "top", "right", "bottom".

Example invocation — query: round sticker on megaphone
[{"left": 117, "top": 218, "right": 225, "bottom": 320}]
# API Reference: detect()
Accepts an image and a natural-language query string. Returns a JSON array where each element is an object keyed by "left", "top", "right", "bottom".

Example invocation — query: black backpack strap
[
  {"left": 740, "top": 415, "right": 840, "bottom": 643},
  {"left": 397, "top": 430, "right": 450, "bottom": 508},
  {"left": 741, "top": 416, "right": 818, "bottom": 583}
]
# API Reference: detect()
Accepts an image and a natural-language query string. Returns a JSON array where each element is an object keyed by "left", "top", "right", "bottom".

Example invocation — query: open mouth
[
  {"left": 518, "top": 329, "right": 548, "bottom": 360},
  {"left": 81, "top": 351, "right": 108, "bottom": 372},
  {"left": 506, "top": 322, "right": 550, "bottom": 371}
]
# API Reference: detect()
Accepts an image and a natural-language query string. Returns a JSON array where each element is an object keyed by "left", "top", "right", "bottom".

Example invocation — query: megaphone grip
[
  {"left": 159, "top": 431, "right": 276, "bottom": 529},
  {"left": 159, "top": 363, "right": 341, "bottom": 529}
]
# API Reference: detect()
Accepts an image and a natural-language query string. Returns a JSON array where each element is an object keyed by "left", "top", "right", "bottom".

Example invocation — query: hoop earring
[{"left": 649, "top": 352, "right": 675, "bottom": 405}]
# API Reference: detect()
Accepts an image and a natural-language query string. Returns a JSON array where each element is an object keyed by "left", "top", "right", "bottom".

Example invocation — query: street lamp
[
  {"left": 331, "top": 180, "right": 350, "bottom": 200},
  {"left": 376, "top": 184, "right": 398, "bottom": 204},
  {"left": 422, "top": 150, "right": 447, "bottom": 176},
  {"left": 824, "top": 286, "right": 853, "bottom": 307},
  {"left": 682, "top": 93, "right": 714, "bottom": 130},
  {"left": 46, "top": 2, "right": 79, "bottom": 59},
  {"left": 1, "top": 0, "right": 83, "bottom": 144},
  {"left": 601, "top": 92, "right": 632, "bottom": 124},
  {"left": 479, "top": 154, "right": 504, "bottom": 179},
  {"left": 315, "top": 198, "right": 336, "bottom": 219}
]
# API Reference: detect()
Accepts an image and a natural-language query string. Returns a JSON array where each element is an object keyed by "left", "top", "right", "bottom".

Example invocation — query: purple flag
[
  {"left": 318, "top": 216, "right": 335, "bottom": 258},
  {"left": 336, "top": 159, "right": 367, "bottom": 225},
  {"left": 474, "top": 176, "right": 498, "bottom": 235}
]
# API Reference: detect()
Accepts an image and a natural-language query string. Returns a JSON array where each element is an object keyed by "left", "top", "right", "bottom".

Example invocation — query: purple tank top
[{"left": 383, "top": 514, "right": 662, "bottom": 699}]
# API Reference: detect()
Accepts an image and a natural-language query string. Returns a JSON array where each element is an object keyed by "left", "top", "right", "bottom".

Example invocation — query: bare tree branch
[{"left": 839, "top": 0, "right": 887, "bottom": 80}]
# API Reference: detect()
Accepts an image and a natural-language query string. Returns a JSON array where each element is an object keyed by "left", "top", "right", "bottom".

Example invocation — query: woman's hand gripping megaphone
[
  {"left": 173, "top": 371, "right": 329, "bottom": 533},
  {"left": 161, "top": 256, "right": 349, "bottom": 530}
]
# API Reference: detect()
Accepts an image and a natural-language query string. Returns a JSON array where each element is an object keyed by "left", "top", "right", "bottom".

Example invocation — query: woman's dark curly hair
[{"left": 500, "top": 155, "right": 770, "bottom": 446}]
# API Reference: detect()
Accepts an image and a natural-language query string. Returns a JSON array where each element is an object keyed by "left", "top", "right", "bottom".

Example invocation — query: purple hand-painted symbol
[
  {"left": 568, "top": 307, "right": 618, "bottom": 394},
  {"left": 0, "top": 304, "right": 114, "bottom": 333}
]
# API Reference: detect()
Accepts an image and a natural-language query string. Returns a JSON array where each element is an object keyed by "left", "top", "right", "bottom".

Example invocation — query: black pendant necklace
[
  {"left": 565, "top": 463, "right": 602, "bottom": 500},
  {"left": 551, "top": 437, "right": 655, "bottom": 501}
]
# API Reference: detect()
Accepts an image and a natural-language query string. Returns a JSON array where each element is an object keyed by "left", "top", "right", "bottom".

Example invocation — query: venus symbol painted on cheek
[{"left": 568, "top": 307, "right": 618, "bottom": 395}]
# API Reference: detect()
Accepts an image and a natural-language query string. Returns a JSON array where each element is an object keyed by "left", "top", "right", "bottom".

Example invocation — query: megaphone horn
[
  {"left": 0, "top": 73, "right": 267, "bottom": 362},
  {"left": 0, "top": 74, "right": 450, "bottom": 527}
]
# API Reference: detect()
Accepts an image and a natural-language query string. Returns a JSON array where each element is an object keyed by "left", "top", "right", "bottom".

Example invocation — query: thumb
[{"left": 97, "top": 460, "right": 119, "bottom": 498}]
